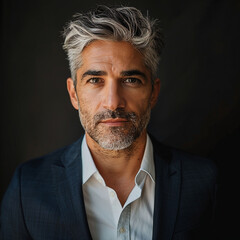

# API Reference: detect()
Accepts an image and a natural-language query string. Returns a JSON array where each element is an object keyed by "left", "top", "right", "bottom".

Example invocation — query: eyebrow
[
  {"left": 81, "top": 69, "right": 147, "bottom": 81},
  {"left": 81, "top": 70, "right": 107, "bottom": 80},
  {"left": 120, "top": 70, "right": 147, "bottom": 80}
]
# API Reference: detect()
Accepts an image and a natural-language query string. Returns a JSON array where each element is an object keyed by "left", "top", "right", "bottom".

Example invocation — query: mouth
[{"left": 99, "top": 118, "right": 129, "bottom": 126}]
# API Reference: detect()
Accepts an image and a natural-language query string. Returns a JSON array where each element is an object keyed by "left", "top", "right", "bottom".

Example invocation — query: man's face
[{"left": 67, "top": 40, "right": 160, "bottom": 150}]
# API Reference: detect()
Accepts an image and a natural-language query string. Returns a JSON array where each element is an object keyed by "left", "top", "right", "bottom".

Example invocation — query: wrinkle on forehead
[{"left": 80, "top": 40, "right": 148, "bottom": 75}]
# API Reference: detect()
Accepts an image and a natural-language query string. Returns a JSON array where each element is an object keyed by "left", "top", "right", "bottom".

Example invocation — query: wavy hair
[{"left": 63, "top": 5, "right": 164, "bottom": 85}]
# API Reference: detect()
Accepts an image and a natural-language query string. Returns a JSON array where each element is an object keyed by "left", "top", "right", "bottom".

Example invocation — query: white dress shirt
[{"left": 82, "top": 134, "right": 155, "bottom": 240}]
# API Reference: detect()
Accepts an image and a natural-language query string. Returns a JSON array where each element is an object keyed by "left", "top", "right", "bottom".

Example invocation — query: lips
[{"left": 100, "top": 118, "right": 129, "bottom": 126}]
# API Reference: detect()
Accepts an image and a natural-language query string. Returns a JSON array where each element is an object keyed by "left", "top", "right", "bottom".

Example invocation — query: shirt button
[{"left": 119, "top": 227, "right": 126, "bottom": 233}]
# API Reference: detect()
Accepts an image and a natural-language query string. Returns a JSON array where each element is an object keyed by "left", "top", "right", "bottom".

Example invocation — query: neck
[
  {"left": 85, "top": 131, "right": 147, "bottom": 205},
  {"left": 86, "top": 130, "right": 147, "bottom": 175}
]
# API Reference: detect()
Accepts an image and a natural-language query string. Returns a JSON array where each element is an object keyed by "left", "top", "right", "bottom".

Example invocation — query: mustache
[{"left": 94, "top": 109, "right": 137, "bottom": 125}]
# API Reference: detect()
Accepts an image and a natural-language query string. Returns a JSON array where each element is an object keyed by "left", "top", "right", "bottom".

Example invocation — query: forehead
[{"left": 79, "top": 40, "right": 149, "bottom": 74}]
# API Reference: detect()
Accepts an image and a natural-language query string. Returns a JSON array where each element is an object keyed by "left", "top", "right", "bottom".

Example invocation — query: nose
[{"left": 102, "top": 80, "right": 125, "bottom": 111}]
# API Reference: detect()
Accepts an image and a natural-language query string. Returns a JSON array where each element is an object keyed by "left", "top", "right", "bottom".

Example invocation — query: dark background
[{"left": 1, "top": 0, "right": 239, "bottom": 238}]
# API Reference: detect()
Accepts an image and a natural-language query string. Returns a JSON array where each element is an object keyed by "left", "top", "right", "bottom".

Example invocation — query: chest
[{"left": 82, "top": 175, "right": 155, "bottom": 240}]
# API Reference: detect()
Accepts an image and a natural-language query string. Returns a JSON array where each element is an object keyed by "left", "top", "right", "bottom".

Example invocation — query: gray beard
[{"left": 78, "top": 106, "right": 151, "bottom": 150}]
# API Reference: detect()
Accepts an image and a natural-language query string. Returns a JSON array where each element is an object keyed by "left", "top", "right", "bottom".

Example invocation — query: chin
[{"left": 97, "top": 138, "right": 134, "bottom": 150}]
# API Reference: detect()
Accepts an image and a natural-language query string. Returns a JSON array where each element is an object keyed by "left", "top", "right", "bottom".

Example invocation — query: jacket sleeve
[{"left": 0, "top": 165, "right": 32, "bottom": 240}]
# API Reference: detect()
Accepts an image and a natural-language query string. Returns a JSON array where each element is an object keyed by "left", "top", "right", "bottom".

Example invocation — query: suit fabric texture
[{"left": 0, "top": 135, "right": 217, "bottom": 240}]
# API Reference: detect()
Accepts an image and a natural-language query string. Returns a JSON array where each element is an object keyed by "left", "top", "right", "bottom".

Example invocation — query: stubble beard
[{"left": 78, "top": 104, "right": 151, "bottom": 150}]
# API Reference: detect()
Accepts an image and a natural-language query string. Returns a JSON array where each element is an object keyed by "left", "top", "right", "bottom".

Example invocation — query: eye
[
  {"left": 87, "top": 78, "right": 104, "bottom": 84},
  {"left": 123, "top": 78, "right": 142, "bottom": 85}
]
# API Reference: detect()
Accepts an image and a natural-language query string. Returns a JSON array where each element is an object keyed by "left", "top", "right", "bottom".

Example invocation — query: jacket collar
[
  {"left": 52, "top": 136, "right": 92, "bottom": 240},
  {"left": 151, "top": 136, "right": 181, "bottom": 240}
]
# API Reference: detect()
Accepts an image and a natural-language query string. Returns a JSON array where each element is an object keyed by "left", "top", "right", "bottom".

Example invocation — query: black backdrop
[{"left": 1, "top": 0, "right": 239, "bottom": 238}]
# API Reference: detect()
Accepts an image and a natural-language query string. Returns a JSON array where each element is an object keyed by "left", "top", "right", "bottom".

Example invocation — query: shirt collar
[
  {"left": 81, "top": 134, "right": 155, "bottom": 185},
  {"left": 135, "top": 134, "right": 155, "bottom": 187},
  {"left": 82, "top": 135, "right": 98, "bottom": 184}
]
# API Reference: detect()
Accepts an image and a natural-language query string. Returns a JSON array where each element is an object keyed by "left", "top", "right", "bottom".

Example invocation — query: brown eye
[
  {"left": 123, "top": 78, "right": 142, "bottom": 85},
  {"left": 87, "top": 78, "right": 103, "bottom": 84}
]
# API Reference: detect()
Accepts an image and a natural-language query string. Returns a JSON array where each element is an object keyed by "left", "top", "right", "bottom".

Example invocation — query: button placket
[{"left": 117, "top": 204, "right": 131, "bottom": 239}]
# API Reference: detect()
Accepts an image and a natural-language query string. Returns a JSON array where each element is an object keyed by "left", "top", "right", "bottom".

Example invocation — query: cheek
[
  {"left": 77, "top": 90, "right": 100, "bottom": 116},
  {"left": 125, "top": 89, "right": 152, "bottom": 113}
]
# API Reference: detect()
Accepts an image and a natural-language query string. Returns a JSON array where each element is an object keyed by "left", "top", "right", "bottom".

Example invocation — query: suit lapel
[
  {"left": 52, "top": 138, "right": 92, "bottom": 240},
  {"left": 152, "top": 139, "right": 181, "bottom": 240}
]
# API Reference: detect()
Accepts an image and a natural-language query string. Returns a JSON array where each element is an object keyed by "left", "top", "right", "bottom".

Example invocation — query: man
[{"left": 0, "top": 6, "right": 217, "bottom": 240}]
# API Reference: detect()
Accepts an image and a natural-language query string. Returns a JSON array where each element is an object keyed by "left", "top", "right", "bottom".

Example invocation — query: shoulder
[
  {"left": 172, "top": 148, "right": 218, "bottom": 193},
  {"left": 1, "top": 137, "right": 83, "bottom": 212},
  {"left": 173, "top": 147, "right": 217, "bottom": 177},
  {"left": 0, "top": 138, "right": 84, "bottom": 239},
  {"left": 150, "top": 135, "right": 218, "bottom": 181},
  {"left": 10, "top": 137, "right": 83, "bottom": 185}
]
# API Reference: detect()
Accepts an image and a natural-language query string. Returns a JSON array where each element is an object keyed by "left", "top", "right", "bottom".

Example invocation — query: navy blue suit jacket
[{"left": 0, "top": 136, "right": 217, "bottom": 240}]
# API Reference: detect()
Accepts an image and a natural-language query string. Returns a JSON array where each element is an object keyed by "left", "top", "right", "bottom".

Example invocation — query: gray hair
[{"left": 63, "top": 5, "right": 164, "bottom": 86}]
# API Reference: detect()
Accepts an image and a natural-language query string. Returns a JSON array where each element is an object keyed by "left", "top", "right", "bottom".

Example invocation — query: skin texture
[{"left": 67, "top": 40, "right": 160, "bottom": 205}]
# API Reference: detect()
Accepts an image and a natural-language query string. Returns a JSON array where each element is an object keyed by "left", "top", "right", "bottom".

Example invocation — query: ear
[
  {"left": 66, "top": 78, "right": 79, "bottom": 110},
  {"left": 150, "top": 78, "right": 161, "bottom": 108}
]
